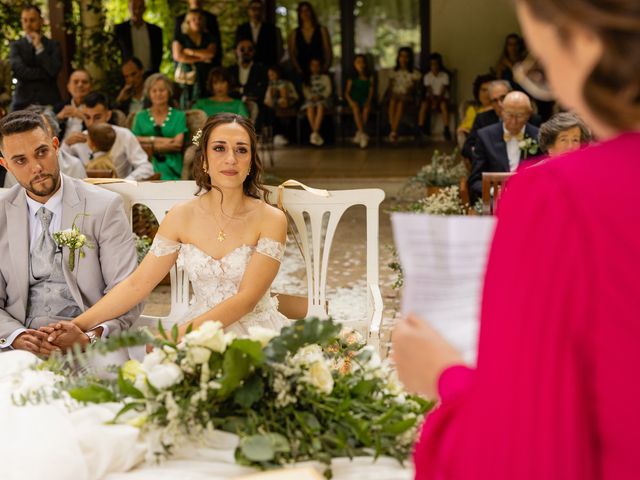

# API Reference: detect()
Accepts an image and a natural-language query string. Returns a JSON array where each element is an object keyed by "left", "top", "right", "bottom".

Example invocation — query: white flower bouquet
[
  {"left": 47, "top": 319, "right": 432, "bottom": 475},
  {"left": 52, "top": 214, "right": 92, "bottom": 271}
]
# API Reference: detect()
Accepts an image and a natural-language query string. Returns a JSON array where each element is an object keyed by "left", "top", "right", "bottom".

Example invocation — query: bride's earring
[{"left": 202, "top": 162, "right": 208, "bottom": 174}]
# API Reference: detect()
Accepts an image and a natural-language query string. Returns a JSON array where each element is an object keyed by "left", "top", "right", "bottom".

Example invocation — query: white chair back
[
  {"left": 265, "top": 185, "right": 385, "bottom": 345},
  {"left": 99, "top": 181, "right": 198, "bottom": 325}
]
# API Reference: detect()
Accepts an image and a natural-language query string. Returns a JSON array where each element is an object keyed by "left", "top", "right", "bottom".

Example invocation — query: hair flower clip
[{"left": 192, "top": 129, "right": 203, "bottom": 147}]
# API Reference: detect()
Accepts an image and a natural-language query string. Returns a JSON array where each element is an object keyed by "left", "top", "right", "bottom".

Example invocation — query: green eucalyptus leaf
[
  {"left": 241, "top": 435, "right": 275, "bottom": 461},
  {"left": 233, "top": 375, "right": 263, "bottom": 408},
  {"left": 118, "top": 370, "right": 144, "bottom": 399},
  {"left": 382, "top": 417, "right": 417, "bottom": 435},
  {"left": 229, "top": 338, "right": 265, "bottom": 364},
  {"left": 69, "top": 383, "right": 117, "bottom": 403},
  {"left": 264, "top": 317, "right": 342, "bottom": 362}
]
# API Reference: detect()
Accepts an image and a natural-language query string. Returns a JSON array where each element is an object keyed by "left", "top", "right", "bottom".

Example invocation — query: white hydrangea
[
  {"left": 146, "top": 363, "right": 184, "bottom": 390},
  {"left": 183, "top": 321, "right": 231, "bottom": 353}
]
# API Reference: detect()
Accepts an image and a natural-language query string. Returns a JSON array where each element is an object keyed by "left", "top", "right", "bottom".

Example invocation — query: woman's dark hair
[
  {"left": 517, "top": 0, "right": 640, "bottom": 130},
  {"left": 303, "top": 57, "right": 323, "bottom": 86},
  {"left": 429, "top": 52, "right": 444, "bottom": 70},
  {"left": 472, "top": 73, "right": 497, "bottom": 103},
  {"left": 538, "top": 111, "right": 592, "bottom": 152},
  {"left": 351, "top": 54, "right": 371, "bottom": 78},
  {"left": 192, "top": 113, "right": 269, "bottom": 202},
  {"left": 501, "top": 33, "right": 526, "bottom": 62},
  {"left": 207, "top": 67, "right": 232, "bottom": 92},
  {"left": 268, "top": 64, "right": 284, "bottom": 78},
  {"left": 395, "top": 46, "right": 415, "bottom": 72},
  {"left": 297, "top": 1, "right": 318, "bottom": 28}
]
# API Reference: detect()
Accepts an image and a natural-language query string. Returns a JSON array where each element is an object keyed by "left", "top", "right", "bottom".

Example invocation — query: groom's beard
[{"left": 25, "top": 168, "right": 61, "bottom": 198}]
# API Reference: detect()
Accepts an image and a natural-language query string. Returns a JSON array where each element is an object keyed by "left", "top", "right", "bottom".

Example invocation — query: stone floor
[{"left": 143, "top": 141, "right": 457, "bottom": 352}]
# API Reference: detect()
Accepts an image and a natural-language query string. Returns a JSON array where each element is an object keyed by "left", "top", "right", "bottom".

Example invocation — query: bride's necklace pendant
[{"left": 217, "top": 230, "right": 226, "bottom": 242}]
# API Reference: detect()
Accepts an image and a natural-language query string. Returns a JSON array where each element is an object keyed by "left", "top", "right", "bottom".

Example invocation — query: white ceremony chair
[
  {"left": 266, "top": 183, "right": 385, "bottom": 347},
  {"left": 99, "top": 180, "right": 198, "bottom": 330}
]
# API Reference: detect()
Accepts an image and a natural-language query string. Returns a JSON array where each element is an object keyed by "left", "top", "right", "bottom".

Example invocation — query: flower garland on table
[
  {"left": 406, "top": 149, "right": 467, "bottom": 189},
  {"left": 24, "top": 318, "right": 432, "bottom": 476}
]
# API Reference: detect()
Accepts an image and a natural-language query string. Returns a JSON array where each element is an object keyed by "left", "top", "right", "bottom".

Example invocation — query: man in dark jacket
[
  {"left": 9, "top": 4, "right": 62, "bottom": 111},
  {"left": 114, "top": 0, "right": 163, "bottom": 74},
  {"left": 235, "top": 0, "right": 283, "bottom": 67}
]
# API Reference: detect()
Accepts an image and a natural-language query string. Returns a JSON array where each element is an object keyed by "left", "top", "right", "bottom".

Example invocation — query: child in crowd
[
  {"left": 386, "top": 46, "right": 420, "bottom": 143},
  {"left": 419, "top": 52, "right": 452, "bottom": 140},
  {"left": 264, "top": 65, "right": 299, "bottom": 146},
  {"left": 86, "top": 123, "right": 118, "bottom": 178},
  {"left": 192, "top": 68, "right": 249, "bottom": 118},
  {"left": 301, "top": 58, "right": 332, "bottom": 146},
  {"left": 345, "top": 54, "right": 374, "bottom": 148}
]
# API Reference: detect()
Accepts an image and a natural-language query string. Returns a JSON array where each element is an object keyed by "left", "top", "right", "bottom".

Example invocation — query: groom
[{"left": 0, "top": 110, "right": 141, "bottom": 355}]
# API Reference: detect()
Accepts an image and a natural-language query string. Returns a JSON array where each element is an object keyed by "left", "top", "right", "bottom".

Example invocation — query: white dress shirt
[
  {"left": 504, "top": 125, "right": 525, "bottom": 172},
  {"left": 131, "top": 22, "right": 151, "bottom": 72},
  {"left": 63, "top": 99, "right": 84, "bottom": 141},
  {"left": 250, "top": 22, "right": 262, "bottom": 44},
  {"left": 63, "top": 124, "right": 153, "bottom": 181}
]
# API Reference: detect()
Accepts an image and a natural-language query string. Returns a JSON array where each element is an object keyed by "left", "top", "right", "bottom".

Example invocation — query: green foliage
[{"left": 264, "top": 317, "right": 342, "bottom": 362}]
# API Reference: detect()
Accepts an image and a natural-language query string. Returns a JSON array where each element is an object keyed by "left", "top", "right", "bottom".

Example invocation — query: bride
[{"left": 51, "top": 113, "right": 289, "bottom": 342}]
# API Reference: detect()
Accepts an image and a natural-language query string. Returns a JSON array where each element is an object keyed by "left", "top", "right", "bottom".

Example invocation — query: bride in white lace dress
[{"left": 49, "top": 113, "right": 289, "bottom": 342}]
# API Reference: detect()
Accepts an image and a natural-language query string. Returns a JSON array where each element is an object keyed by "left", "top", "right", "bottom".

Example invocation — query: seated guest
[
  {"left": 115, "top": 57, "right": 146, "bottom": 116},
  {"left": 468, "top": 91, "right": 539, "bottom": 203},
  {"left": 132, "top": 73, "right": 187, "bottom": 180},
  {"left": 301, "top": 57, "right": 332, "bottom": 147},
  {"left": 344, "top": 54, "right": 374, "bottom": 149},
  {"left": 86, "top": 124, "right": 118, "bottom": 178},
  {"left": 235, "top": 0, "right": 283, "bottom": 67},
  {"left": 538, "top": 112, "right": 592, "bottom": 157},
  {"left": 457, "top": 73, "right": 495, "bottom": 149},
  {"left": 386, "top": 46, "right": 421, "bottom": 143},
  {"left": 418, "top": 52, "right": 452, "bottom": 140},
  {"left": 9, "top": 4, "right": 62, "bottom": 111},
  {"left": 193, "top": 68, "right": 249, "bottom": 117},
  {"left": 172, "top": 8, "right": 216, "bottom": 109},
  {"left": 62, "top": 92, "right": 153, "bottom": 181},
  {"left": 54, "top": 69, "right": 92, "bottom": 141},
  {"left": 0, "top": 110, "right": 141, "bottom": 355},
  {"left": 174, "top": 0, "right": 222, "bottom": 67},
  {"left": 462, "top": 80, "right": 512, "bottom": 159},
  {"left": 228, "top": 38, "right": 268, "bottom": 124},
  {"left": 114, "top": 0, "right": 163, "bottom": 74},
  {"left": 264, "top": 64, "right": 299, "bottom": 146},
  {"left": 4, "top": 107, "right": 86, "bottom": 187}
]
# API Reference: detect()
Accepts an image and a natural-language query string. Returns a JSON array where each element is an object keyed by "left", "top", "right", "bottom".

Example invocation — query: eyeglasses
[
  {"left": 490, "top": 94, "right": 507, "bottom": 104},
  {"left": 513, "top": 54, "right": 554, "bottom": 101}
]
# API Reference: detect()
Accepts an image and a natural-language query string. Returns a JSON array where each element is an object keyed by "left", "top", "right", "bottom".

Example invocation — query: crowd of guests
[{"left": 0, "top": 0, "right": 593, "bottom": 188}]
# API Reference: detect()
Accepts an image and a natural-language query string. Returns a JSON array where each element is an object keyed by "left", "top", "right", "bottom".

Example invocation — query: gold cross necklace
[{"left": 210, "top": 202, "right": 241, "bottom": 242}]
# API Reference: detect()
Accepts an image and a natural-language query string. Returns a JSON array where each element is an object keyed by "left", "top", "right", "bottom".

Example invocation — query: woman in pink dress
[{"left": 392, "top": 0, "right": 640, "bottom": 478}]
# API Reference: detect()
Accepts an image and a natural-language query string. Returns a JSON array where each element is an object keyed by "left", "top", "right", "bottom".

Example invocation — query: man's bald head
[{"left": 502, "top": 91, "right": 533, "bottom": 135}]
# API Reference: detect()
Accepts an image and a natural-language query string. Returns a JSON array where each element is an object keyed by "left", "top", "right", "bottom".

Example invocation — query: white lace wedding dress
[{"left": 149, "top": 235, "right": 290, "bottom": 336}]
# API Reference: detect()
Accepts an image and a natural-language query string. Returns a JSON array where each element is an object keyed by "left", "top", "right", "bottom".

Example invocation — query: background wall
[{"left": 430, "top": 0, "right": 520, "bottom": 107}]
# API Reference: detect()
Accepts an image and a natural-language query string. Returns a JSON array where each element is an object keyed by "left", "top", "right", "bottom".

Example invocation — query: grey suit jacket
[{"left": 0, "top": 175, "right": 142, "bottom": 343}]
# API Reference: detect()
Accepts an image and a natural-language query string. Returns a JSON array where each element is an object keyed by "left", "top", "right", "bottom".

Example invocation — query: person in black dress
[{"left": 287, "top": 2, "right": 332, "bottom": 77}]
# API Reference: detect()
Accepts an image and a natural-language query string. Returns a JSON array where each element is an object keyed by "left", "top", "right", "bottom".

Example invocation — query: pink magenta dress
[{"left": 414, "top": 132, "right": 640, "bottom": 479}]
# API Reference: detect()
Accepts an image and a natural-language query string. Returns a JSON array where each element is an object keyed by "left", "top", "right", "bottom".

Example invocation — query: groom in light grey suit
[{"left": 0, "top": 110, "right": 141, "bottom": 355}]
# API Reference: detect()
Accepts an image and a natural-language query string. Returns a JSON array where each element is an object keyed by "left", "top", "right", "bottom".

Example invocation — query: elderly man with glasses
[{"left": 467, "top": 91, "right": 540, "bottom": 204}]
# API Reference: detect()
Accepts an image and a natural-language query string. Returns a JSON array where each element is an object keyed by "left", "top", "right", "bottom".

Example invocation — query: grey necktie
[{"left": 31, "top": 207, "right": 56, "bottom": 279}]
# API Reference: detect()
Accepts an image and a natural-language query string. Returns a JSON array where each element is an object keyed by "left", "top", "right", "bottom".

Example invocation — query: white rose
[
  {"left": 292, "top": 344, "right": 323, "bottom": 365},
  {"left": 305, "top": 360, "right": 334, "bottom": 394},
  {"left": 142, "top": 349, "right": 165, "bottom": 371},
  {"left": 247, "top": 326, "right": 278, "bottom": 347},
  {"left": 187, "top": 346, "right": 211, "bottom": 365},
  {"left": 184, "top": 321, "right": 228, "bottom": 353},
  {"left": 147, "top": 363, "right": 184, "bottom": 390}
]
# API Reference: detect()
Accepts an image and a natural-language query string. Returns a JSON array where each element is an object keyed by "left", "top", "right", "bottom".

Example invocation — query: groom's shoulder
[
  {"left": 67, "top": 177, "right": 124, "bottom": 210},
  {"left": 0, "top": 183, "right": 25, "bottom": 207}
]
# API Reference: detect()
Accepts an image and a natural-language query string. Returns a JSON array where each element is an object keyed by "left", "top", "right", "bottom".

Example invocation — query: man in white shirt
[
  {"left": 468, "top": 91, "right": 540, "bottom": 203},
  {"left": 0, "top": 110, "right": 140, "bottom": 355},
  {"left": 63, "top": 92, "right": 153, "bottom": 181},
  {"left": 54, "top": 69, "right": 92, "bottom": 141}
]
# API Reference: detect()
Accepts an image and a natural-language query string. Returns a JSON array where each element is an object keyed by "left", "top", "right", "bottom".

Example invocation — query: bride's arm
[
  {"left": 179, "top": 207, "right": 287, "bottom": 335},
  {"left": 71, "top": 207, "right": 186, "bottom": 331}
]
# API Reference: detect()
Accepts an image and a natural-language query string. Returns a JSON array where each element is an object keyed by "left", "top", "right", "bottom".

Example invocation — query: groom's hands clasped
[
  {"left": 13, "top": 329, "right": 61, "bottom": 356},
  {"left": 40, "top": 321, "right": 91, "bottom": 351}
]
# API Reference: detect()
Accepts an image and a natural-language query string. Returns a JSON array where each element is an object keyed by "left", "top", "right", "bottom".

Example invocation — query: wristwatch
[{"left": 85, "top": 330, "right": 99, "bottom": 345}]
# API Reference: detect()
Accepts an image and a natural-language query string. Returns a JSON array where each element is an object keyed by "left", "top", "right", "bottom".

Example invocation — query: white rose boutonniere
[
  {"left": 518, "top": 136, "right": 540, "bottom": 159},
  {"left": 52, "top": 213, "right": 93, "bottom": 271}
]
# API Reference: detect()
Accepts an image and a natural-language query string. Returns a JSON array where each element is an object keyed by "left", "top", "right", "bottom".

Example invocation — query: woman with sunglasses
[
  {"left": 393, "top": 0, "right": 640, "bottom": 478},
  {"left": 132, "top": 73, "right": 187, "bottom": 180}
]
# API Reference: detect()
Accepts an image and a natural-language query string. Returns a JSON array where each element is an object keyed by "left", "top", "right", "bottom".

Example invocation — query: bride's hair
[{"left": 193, "top": 113, "right": 269, "bottom": 202}]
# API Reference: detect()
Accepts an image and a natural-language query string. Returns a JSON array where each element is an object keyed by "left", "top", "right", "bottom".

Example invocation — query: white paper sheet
[{"left": 391, "top": 213, "right": 496, "bottom": 364}]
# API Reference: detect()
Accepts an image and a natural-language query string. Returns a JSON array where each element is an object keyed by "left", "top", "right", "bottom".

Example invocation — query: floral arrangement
[
  {"left": 409, "top": 186, "right": 467, "bottom": 216},
  {"left": 39, "top": 318, "right": 432, "bottom": 476},
  {"left": 52, "top": 214, "right": 92, "bottom": 271},
  {"left": 408, "top": 149, "right": 467, "bottom": 188},
  {"left": 518, "top": 136, "right": 540, "bottom": 159}
]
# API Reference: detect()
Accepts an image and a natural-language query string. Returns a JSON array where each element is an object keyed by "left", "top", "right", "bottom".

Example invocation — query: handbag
[{"left": 174, "top": 63, "right": 196, "bottom": 86}]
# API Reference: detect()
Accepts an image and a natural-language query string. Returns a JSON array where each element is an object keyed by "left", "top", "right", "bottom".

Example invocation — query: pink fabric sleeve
[{"left": 413, "top": 163, "right": 599, "bottom": 480}]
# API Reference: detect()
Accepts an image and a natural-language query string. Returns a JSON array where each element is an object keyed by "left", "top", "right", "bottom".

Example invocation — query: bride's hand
[
  {"left": 391, "top": 314, "right": 464, "bottom": 399},
  {"left": 41, "top": 321, "right": 90, "bottom": 351}
]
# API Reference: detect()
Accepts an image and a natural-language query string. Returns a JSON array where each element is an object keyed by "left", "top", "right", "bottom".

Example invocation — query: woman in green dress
[
  {"left": 192, "top": 67, "right": 249, "bottom": 118},
  {"left": 132, "top": 73, "right": 187, "bottom": 180}
]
